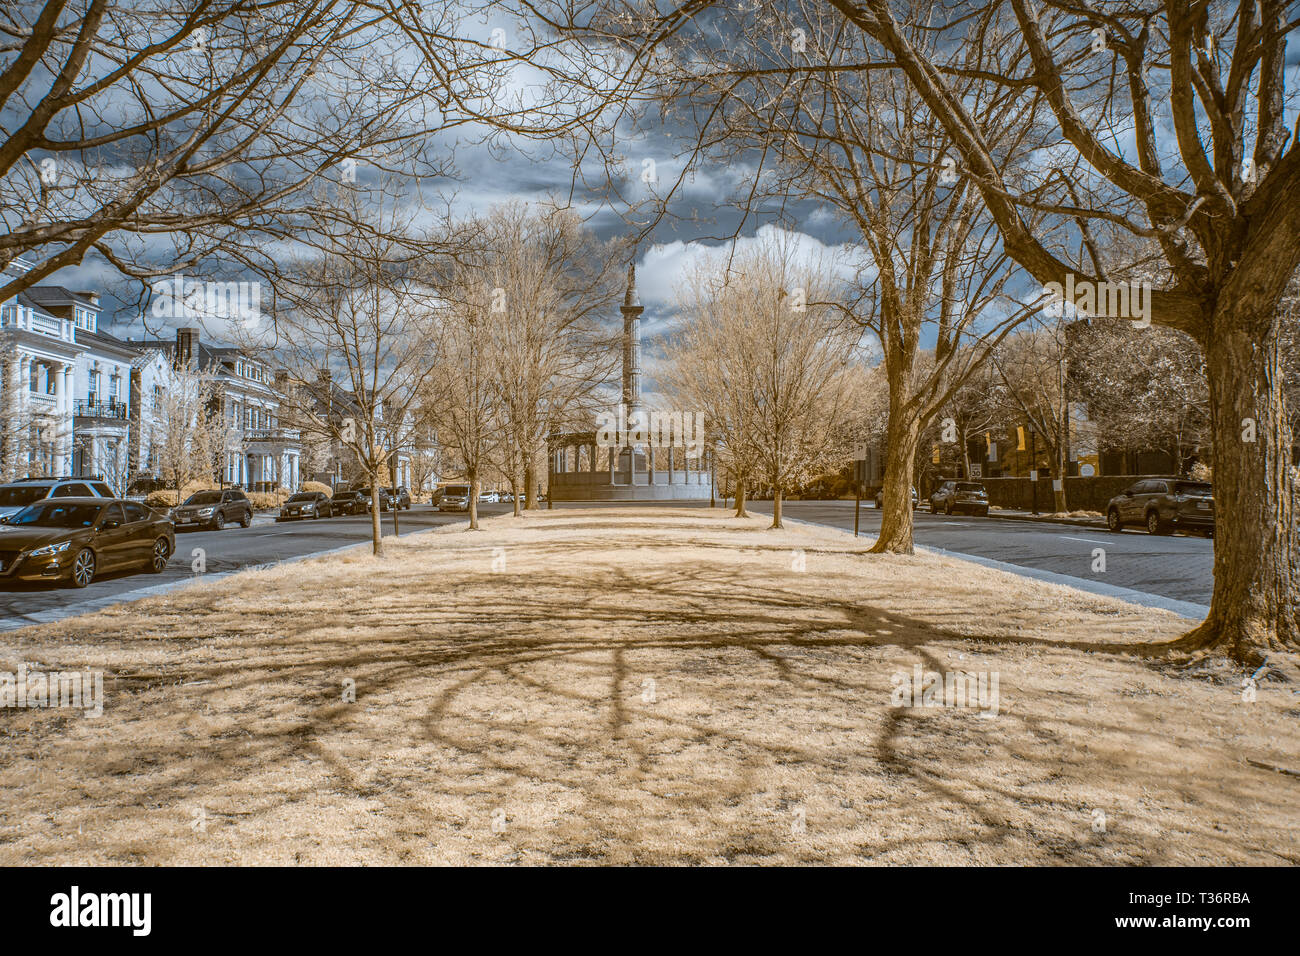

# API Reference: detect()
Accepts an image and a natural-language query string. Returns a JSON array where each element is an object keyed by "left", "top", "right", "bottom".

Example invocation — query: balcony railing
[
  {"left": 75, "top": 399, "right": 129, "bottom": 420},
  {"left": 244, "top": 427, "right": 301, "bottom": 444}
]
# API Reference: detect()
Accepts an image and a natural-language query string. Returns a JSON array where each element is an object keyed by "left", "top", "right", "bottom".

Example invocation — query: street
[
  {"left": 0, "top": 498, "right": 1214, "bottom": 631},
  {"left": 0, "top": 503, "right": 515, "bottom": 632},
  {"left": 556, "top": 499, "right": 1214, "bottom": 616}
]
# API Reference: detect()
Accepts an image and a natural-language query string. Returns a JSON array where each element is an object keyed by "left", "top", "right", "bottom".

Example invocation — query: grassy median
[{"left": 0, "top": 506, "right": 1295, "bottom": 865}]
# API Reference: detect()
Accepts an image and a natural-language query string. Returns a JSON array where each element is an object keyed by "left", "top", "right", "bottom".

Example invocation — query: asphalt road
[
  {"left": 554, "top": 498, "right": 1214, "bottom": 616},
  {"left": 0, "top": 504, "right": 515, "bottom": 632},
  {"left": 0, "top": 497, "right": 1213, "bottom": 631}
]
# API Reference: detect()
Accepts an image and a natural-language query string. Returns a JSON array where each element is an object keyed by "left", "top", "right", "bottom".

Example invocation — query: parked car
[
  {"left": 330, "top": 490, "right": 372, "bottom": 515},
  {"left": 0, "top": 498, "right": 173, "bottom": 588},
  {"left": 1106, "top": 478, "right": 1214, "bottom": 535},
  {"left": 929, "top": 480, "right": 989, "bottom": 516},
  {"left": 436, "top": 484, "right": 471, "bottom": 512},
  {"left": 277, "top": 491, "right": 333, "bottom": 521},
  {"left": 0, "top": 476, "right": 117, "bottom": 520},
  {"left": 479, "top": 490, "right": 499, "bottom": 504},
  {"left": 384, "top": 486, "right": 411, "bottom": 510},
  {"left": 873, "top": 486, "right": 918, "bottom": 510},
  {"left": 170, "top": 489, "right": 252, "bottom": 530}
]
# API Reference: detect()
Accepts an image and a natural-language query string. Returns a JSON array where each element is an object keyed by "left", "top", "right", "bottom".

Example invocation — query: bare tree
[
  {"left": 0, "top": 1, "right": 489, "bottom": 307},
  {"left": 812, "top": 0, "right": 1300, "bottom": 659},
  {"left": 474, "top": 203, "right": 624, "bottom": 514},
  {"left": 147, "top": 356, "right": 228, "bottom": 498},
  {"left": 249, "top": 205, "right": 444, "bottom": 555},
  {"left": 550, "top": 0, "right": 1300, "bottom": 658},
  {"left": 667, "top": 238, "right": 861, "bottom": 529}
]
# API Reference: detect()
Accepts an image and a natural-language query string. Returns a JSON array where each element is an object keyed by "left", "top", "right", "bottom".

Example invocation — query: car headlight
[
  {"left": 197, "top": 507, "right": 215, "bottom": 515},
  {"left": 29, "top": 541, "right": 72, "bottom": 558}
]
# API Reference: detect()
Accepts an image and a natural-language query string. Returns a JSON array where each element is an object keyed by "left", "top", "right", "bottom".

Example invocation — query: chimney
[
  {"left": 317, "top": 368, "right": 332, "bottom": 385},
  {"left": 76, "top": 292, "right": 100, "bottom": 307},
  {"left": 176, "top": 327, "right": 199, "bottom": 368}
]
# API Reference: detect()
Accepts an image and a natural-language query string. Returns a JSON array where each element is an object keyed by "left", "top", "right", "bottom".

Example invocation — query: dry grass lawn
[{"left": 1, "top": 506, "right": 1296, "bottom": 865}]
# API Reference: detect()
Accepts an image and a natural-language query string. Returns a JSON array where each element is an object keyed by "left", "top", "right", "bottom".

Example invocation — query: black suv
[
  {"left": 170, "top": 490, "right": 253, "bottom": 530},
  {"left": 1106, "top": 478, "right": 1214, "bottom": 535},
  {"left": 384, "top": 486, "right": 411, "bottom": 510},
  {"left": 929, "top": 480, "right": 989, "bottom": 516}
]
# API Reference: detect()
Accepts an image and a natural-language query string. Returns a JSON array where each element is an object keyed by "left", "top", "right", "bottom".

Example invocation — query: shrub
[
  {"left": 144, "top": 490, "right": 180, "bottom": 510},
  {"left": 248, "top": 491, "right": 288, "bottom": 511},
  {"left": 300, "top": 480, "right": 332, "bottom": 496}
]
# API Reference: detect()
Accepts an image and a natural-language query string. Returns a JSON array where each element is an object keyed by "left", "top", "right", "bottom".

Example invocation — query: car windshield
[
  {"left": 1175, "top": 482, "right": 1212, "bottom": 496},
  {"left": 287, "top": 494, "right": 315, "bottom": 502},
  {"left": 0, "top": 486, "right": 49, "bottom": 507},
  {"left": 443, "top": 486, "right": 469, "bottom": 496},
  {"left": 956, "top": 483, "right": 984, "bottom": 492},
  {"left": 184, "top": 491, "right": 222, "bottom": 505},
  {"left": 8, "top": 502, "right": 101, "bottom": 528}
]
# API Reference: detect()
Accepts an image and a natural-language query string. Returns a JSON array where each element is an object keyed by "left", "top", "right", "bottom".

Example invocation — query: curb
[{"left": 771, "top": 512, "right": 1210, "bottom": 621}]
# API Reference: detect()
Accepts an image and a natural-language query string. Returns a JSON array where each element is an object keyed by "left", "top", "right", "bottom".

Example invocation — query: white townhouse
[
  {"left": 23, "top": 287, "right": 136, "bottom": 492},
  {"left": 127, "top": 326, "right": 304, "bottom": 492},
  {"left": 0, "top": 260, "right": 136, "bottom": 488}
]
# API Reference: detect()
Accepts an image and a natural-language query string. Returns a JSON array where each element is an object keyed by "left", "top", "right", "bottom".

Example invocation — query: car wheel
[
  {"left": 945, "top": 501, "right": 953, "bottom": 516},
  {"left": 239, "top": 510, "right": 251, "bottom": 528},
  {"left": 929, "top": 500, "right": 937, "bottom": 514},
  {"left": 148, "top": 537, "right": 170, "bottom": 573},
  {"left": 213, "top": 511, "right": 226, "bottom": 531},
  {"left": 1146, "top": 510, "right": 1167, "bottom": 535},
  {"left": 69, "top": 548, "right": 96, "bottom": 588},
  {"left": 1107, "top": 508, "right": 1122, "bottom": 532},
  {"left": 978, "top": 508, "right": 988, "bottom": 517}
]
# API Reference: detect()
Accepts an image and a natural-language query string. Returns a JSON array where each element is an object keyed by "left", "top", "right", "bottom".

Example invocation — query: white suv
[{"left": 0, "top": 477, "right": 118, "bottom": 520}]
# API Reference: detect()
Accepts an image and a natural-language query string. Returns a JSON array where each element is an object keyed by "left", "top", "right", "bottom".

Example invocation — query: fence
[{"left": 963, "top": 475, "right": 1162, "bottom": 513}]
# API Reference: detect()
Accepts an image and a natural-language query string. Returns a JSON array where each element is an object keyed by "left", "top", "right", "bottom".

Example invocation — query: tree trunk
[
  {"left": 871, "top": 410, "right": 922, "bottom": 554},
  {"left": 734, "top": 474, "right": 749, "bottom": 518},
  {"left": 524, "top": 460, "right": 536, "bottom": 510},
  {"left": 468, "top": 474, "right": 480, "bottom": 530},
  {"left": 1180, "top": 313, "right": 1299, "bottom": 662},
  {"left": 512, "top": 472, "right": 521, "bottom": 517},
  {"left": 369, "top": 472, "right": 384, "bottom": 557},
  {"left": 771, "top": 486, "right": 783, "bottom": 529}
]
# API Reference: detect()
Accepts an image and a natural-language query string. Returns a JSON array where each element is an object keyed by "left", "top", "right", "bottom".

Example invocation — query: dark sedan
[
  {"left": 330, "top": 491, "right": 372, "bottom": 515},
  {"left": 276, "top": 492, "right": 333, "bottom": 521},
  {"left": 0, "top": 498, "right": 173, "bottom": 588}
]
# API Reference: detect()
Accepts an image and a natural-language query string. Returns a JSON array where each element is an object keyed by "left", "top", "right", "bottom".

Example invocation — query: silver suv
[{"left": 0, "top": 477, "right": 117, "bottom": 521}]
